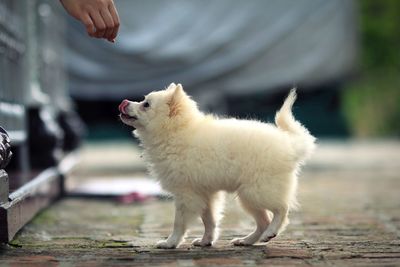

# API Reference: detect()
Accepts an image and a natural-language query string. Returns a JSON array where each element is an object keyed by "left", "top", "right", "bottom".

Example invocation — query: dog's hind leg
[
  {"left": 259, "top": 207, "right": 289, "bottom": 243},
  {"left": 231, "top": 195, "right": 271, "bottom": 246},
  {"left": 192, "top": 192, "right": 225, "bottom": 247}
]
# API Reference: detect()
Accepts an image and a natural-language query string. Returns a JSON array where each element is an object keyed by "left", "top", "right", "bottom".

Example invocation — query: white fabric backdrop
[{"left": 66, "top": 0, "right": 357, "bottom": 102}]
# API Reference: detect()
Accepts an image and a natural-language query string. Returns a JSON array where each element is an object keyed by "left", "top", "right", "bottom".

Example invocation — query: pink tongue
[{"left": 118, "top": 99, "right": 129, "bottom": 114}]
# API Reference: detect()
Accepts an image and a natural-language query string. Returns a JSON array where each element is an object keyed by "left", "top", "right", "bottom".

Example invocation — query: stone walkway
[{"left": 1, "top": 140, "right": 400, "bottom": 266}]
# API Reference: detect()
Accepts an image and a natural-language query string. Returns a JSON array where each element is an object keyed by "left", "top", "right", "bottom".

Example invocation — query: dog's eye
[{"left": 143, "top": 102, "right": 150, "bottom": 108}]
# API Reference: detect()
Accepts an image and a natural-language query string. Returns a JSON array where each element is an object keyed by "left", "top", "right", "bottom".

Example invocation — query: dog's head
[{"left": 119, "top": 83, "right": 199, "bottom": 133}]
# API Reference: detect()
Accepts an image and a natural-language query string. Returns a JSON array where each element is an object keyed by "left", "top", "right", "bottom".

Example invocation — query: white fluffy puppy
[{"left": 119, "top": 83, "right": 315, "bottom": 249}]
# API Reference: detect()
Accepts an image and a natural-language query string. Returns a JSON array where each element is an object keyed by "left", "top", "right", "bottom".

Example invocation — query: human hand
[{"left": 60, "top": 0, "right": 120, "bottom": 42}]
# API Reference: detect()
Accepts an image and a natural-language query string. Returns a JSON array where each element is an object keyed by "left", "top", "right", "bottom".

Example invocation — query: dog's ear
[
  {"left": 168, "top": 84, "right": 185, "bottom": 117},
  {"left": 166, "top": 83, "right": 177, "bottom": 91},
  {"left": 174, "top": 83, "right": 184, "bottom": 96}
]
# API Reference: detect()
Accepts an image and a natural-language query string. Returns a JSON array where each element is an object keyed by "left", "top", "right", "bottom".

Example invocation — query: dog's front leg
[
  {"left": 192, "top": 207, "right": 216, "bottom": 247},
  {"left": 156, "top": 200, "right": 195, "bottom": 249}
]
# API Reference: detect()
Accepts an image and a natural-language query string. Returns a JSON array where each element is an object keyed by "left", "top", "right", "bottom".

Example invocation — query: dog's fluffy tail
[{"left": 275, "top": 89, "right": 316, "bottom": 163}]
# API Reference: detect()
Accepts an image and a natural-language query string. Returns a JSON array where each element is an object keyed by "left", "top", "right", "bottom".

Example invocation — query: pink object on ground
[{"left": 117, "top": 192, "right": 153, "bottom": 204}]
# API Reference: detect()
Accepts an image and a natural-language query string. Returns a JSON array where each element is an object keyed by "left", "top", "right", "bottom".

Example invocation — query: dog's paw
[
  {"left": 155, "top": 240, "right": 177, "bottom": 249},
  {"left": 259, "top": 233, "right": 276, "bottom": 243},
  {"left": 192, "top": 238, "right": 212, "bottom": 247},
  {"left": 231, "top": 238, "right": 255, "bottom": 246}
]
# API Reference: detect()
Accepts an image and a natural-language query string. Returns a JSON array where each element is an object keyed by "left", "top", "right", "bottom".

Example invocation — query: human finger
[
  {"left": 80, "top": 13, "right": 96, "bottom": 37},
  {"left": 89, "top": 10, "right": 106, "bottom": 38},
  {"left": 108, "top": 2, "right": 120, "bottom": 41},
  {"left": 100, "top": 9, "right": 114, "bottom": 41}
]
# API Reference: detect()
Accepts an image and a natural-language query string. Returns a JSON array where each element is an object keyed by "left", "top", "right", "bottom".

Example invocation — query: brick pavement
[{"left": 0, "top": 141, "right": 399, "bottom": 266}]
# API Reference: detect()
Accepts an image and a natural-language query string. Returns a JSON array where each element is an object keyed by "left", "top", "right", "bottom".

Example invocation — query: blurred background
[
  {"left": 67, "top": 0, "right": 400, "bottom": 140},
  {"left": 1, "top": 0, "right": 400, "bottom": 242},
  {"left": 72, "top": 0, "right": 357, "bottom": 139}
]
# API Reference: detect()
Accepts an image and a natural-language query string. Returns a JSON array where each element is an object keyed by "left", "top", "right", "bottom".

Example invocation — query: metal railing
[
  {"left": 0, "top": 0, "right": 77, "bottom": 243},
  {"left": 0, "top": 0, "right": 26, "bottom": 144}
]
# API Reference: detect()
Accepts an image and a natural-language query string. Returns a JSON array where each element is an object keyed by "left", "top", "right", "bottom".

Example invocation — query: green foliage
[
  {"left": 342, "top": 0, "right": 400, "bottom": 137},
  {"left": 343, "top": 73, "right": 400, "bottom": 136},
  {"left": 360, "top": 0, "right": 400, "bottom": 70}
]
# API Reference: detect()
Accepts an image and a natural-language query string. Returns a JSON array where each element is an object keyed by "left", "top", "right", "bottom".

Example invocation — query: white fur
[{"left": 120, "top": 83, "right": 316, "bottom": 248}]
